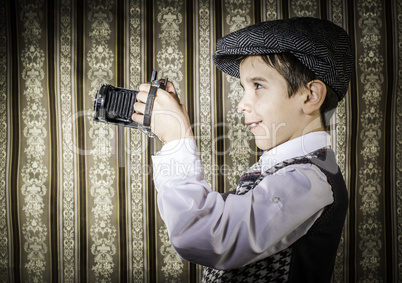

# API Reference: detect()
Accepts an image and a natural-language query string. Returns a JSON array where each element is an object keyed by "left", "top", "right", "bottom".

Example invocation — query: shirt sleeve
[{"left": 152, "top": 138, "right": 334, "bottom": 270}]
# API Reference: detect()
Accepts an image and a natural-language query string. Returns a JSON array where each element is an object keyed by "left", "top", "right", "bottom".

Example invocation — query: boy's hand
[{"left": 131, "top": 81, "right": 193, "bottom": 143}]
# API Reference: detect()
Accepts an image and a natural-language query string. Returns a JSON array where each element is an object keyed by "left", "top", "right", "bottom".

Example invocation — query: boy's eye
[{"left": 254, "top": 83, "right": 263, "bottom": 89}]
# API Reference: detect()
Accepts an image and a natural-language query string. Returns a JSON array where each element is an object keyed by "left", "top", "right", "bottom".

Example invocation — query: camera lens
[{"left": 103, "top": 88, "right": 138, "bottom": 121}]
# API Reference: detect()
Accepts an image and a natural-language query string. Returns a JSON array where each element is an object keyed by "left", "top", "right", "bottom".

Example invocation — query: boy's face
[{"left": 238, "top": 55, "right": 306, "bottom": 151}]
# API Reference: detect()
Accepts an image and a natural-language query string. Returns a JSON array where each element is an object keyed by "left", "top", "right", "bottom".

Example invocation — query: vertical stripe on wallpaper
[
  {"left": 355, "top": 0, "right": 386, "bottom": 281},
  {"left": 116, "top": 0, "right": 128, "bottom": 279},
  {"left": 384, "top": 1, "right": 396, "bottom": 281},
  {"left": 0, "top": 0, "right": 10, "bottom": 281},
  {"left": 75, "top": 1, "right": 87, "bottom": 281},
  {"left": 84, "top": 0, "right": 118, "bottom": 282},
  {"left": 154, "top": 1, "right": 188, "bottom": 281},
  {"left": 127, "top": 0, "right": 147, "bottom": 281},
  {"left": 8, "top": 0, "right": 20, "bottom": 280},
  {"left": 193, "top": 1, "right": 214, "bottom": 280},
  {"left": 395, "top": 0, "right": 402, "bottom": 281},
  {"left": 57, "top": 0, "right": 78, "bottom": 281},
  {"left": 289, "top": 0, "right": 319, "bottom": 17},
  {"left": 17, "top": 0, "right": 50, "bottom": 281},
  {"left": 221, "top": 0, "right": 255, "bottom": 192},
  {"left": 264, "top": 0, "right": 279, "bottom": 21},
  {"left": 195, "top": 0, "right": 216, "bottom": 194},
  {"left": 329, "top": 0, "right": 349, "bottom": 282},
  {"left": 194, "top": 1, "right": 214, "bottom": 279},
  {"left": 46, "top": 0, "right": 59, "bottom": 280}
]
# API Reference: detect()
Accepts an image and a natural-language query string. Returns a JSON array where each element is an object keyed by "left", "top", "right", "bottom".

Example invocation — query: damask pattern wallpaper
[{"left": 1, "top": 0, "right": 401, "bottom": 282}]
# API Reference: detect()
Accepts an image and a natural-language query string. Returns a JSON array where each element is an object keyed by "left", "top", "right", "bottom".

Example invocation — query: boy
[{"left": 132, "top": 17, "right": 353, "bottom": 282}]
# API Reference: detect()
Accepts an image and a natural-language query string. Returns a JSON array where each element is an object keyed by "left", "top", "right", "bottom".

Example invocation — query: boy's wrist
[{"left": 163, "top": 129, "right": 194, "bottom": 144}]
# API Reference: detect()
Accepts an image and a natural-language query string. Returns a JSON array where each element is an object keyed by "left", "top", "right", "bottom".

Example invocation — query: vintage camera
[{"left": 93, "top": 70, "right": 168, "bottom": 137}]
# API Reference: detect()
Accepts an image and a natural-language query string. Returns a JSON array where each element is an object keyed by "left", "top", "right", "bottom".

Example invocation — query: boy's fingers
[
  {"left": 131, "top": 112, "right": 144, "bottom": 124},
  {"left": 135, "top": 90, "right": 148, "bottom": 103},
  {"left": 138, "top": 83, "right": 151, "bottom": 93},
  {"left": 133, "top": 101, "right": 146, "bottom": 114},
  {"left": 165, "top": 81, "right": 180, "bottom": 104},
  {"left": 136, "top": 81, "right": 180, "bottom": 112},
  {"left": 165, "top": 81, "right": 176, "bottom": 94}
]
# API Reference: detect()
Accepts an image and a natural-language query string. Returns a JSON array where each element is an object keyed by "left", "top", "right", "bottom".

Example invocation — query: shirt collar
[{"left": 259, "top": 131, "right": 331, "bottom": 172}]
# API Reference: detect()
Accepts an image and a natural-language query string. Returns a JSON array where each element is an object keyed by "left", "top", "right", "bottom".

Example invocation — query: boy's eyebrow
[
  {"left": 240, "top": 76, "right": 268, "bottom": 88},
  {"left": 249, "top": 76, "right": 267, "bottom": 82}
]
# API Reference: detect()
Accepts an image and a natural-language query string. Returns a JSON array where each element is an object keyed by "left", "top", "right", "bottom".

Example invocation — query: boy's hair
[{"left": 239, "top": 53, "right": 338, "bottom": 129}]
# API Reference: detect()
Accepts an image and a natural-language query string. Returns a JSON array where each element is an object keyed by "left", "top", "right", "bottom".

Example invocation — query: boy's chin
[{"left": 254, "top": 138, "right": 276, "bottom": 152}]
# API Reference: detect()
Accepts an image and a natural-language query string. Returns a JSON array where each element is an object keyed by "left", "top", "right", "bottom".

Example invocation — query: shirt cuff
[
  {"left": 152, "top": 138, "right": 204, "bottom": 189},
  {"left": 154, "top": 138, "right": 199, "bottom": 156}
]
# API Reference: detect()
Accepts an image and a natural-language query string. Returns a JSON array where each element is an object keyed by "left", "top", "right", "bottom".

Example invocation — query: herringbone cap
[{"left": 213, "top": 17, "right": 354, "bottom": 101}]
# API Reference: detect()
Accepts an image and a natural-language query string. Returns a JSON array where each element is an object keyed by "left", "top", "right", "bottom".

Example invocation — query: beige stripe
[
  {"left": 18, "top": 0, "right": 50, "bottom": 281},
  {"left": 57, "top": 0, "right": 78, "bottom": 281},
  {"left": 127, "top": 0, "right": 147, "bottom": 282},
  {"left": 84, "top": 0, "right": 119, "bottom": 281},
  {"left": 154, "top": 0, "right": 187, "bottom": 280}
]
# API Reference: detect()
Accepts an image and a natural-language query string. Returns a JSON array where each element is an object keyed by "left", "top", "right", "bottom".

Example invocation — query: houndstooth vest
[{"left": 202, "top": 148, "right": 348, "bottom": 283}]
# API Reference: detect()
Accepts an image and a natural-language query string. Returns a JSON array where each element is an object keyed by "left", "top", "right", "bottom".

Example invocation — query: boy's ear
[{"left": 302, "top": 80, "right": 327, "bottom": 115}]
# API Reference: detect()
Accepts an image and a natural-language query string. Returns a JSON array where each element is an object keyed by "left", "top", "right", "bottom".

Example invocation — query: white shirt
[{"left": 152, "top": 131, "right": 334, "bottom": 270}]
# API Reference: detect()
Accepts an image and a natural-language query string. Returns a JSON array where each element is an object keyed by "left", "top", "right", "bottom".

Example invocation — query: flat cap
[{"left": 213, "top": 17, "right": 354, "bottom": 100}]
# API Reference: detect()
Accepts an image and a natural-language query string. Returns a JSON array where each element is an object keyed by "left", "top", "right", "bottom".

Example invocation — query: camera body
[{"left": 93, "top": 70, "right": 167, "bottom": 137}]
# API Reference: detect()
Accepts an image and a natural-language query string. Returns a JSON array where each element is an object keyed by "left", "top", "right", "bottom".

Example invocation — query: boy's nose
[{"left": 237, "top": 96, "right": 251, "bottom": 113}]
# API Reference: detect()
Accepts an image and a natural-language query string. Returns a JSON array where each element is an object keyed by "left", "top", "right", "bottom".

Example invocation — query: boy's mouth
[{"left": 247, "top": 121, "right": 262, "bottom": 131}]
